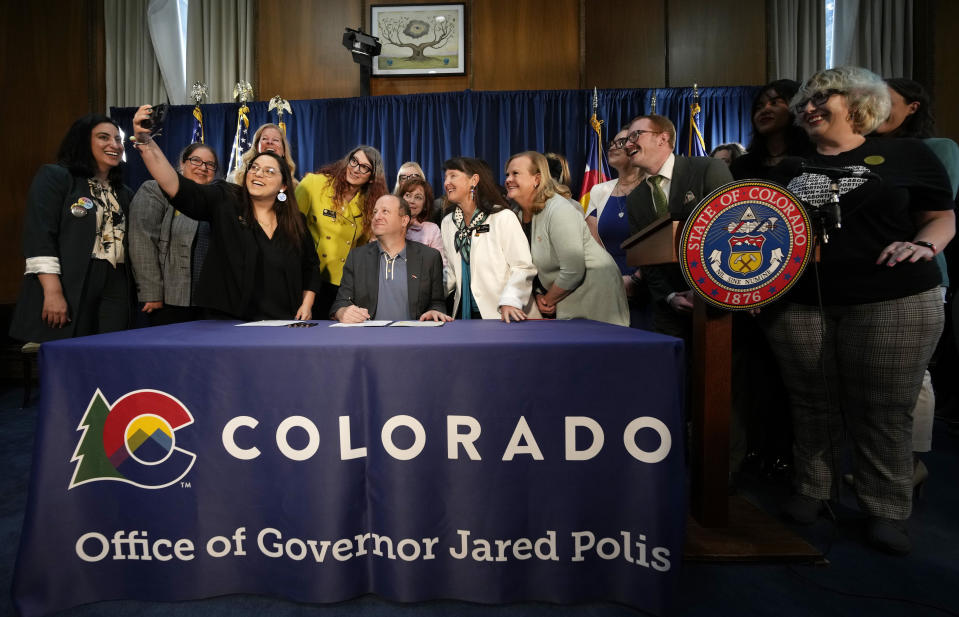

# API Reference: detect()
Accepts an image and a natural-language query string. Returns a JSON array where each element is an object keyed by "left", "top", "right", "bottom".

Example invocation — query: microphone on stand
[
  {"left": 777, "top": 157, "right": 882, "bottom": 182},
  {"left": 777, "top": 157, "right": 881, "bottom": 241}
]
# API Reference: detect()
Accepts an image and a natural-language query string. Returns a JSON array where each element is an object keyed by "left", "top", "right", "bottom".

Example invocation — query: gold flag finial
[
  {"left": 269, "top": 95, "right": 293, "bottom": 135},
  {"left": 233, "top": 81, "right": 254, "bottom": 103}
]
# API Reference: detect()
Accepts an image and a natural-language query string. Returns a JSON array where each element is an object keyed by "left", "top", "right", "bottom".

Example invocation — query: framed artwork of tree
[{"left": 371, "top": 4, "right": 466, "bottom": 76}]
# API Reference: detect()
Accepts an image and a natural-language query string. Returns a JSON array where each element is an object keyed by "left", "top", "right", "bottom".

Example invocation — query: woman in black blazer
[
  {"left": 10, "top": 114, "right": 134, "bottom": 342},
  {"left": 132, "top": 105, "right": 321, "bottom": 321}
]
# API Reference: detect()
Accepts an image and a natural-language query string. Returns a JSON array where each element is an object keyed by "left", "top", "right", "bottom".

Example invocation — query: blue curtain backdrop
[{"left": 111, "top": 86, "right": 760, "bottom": 195}]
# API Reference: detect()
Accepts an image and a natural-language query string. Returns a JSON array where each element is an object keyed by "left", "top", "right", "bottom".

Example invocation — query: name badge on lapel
[
  {"left": 474, "top": 224, "right": 490, "bottom": 236},
  {"left": 323, "top": 209, "right": 337, "bottom": 220},
  {"left": 70, "top": 197, "right": 95, "bottom": 218}
]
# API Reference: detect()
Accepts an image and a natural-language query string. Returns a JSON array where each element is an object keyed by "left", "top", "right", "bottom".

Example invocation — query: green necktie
[{"left": 649, "top": 175, "right": 668, "bottom": 216}]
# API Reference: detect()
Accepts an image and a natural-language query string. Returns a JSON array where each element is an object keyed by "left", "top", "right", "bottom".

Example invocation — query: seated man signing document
[{"left": 331, "top": 194, "right": 452, "bottom": 323}]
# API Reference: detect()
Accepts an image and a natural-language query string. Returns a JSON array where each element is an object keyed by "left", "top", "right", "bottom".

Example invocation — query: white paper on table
[
  {"left": 235, "top": 320, "right": 302, "bottom": 327},
  {"left": 328, "top": 320, "right": 394, "bottom": 327},
  {"left": 388, "top": 320, "right": 445, "bottom": 327}
]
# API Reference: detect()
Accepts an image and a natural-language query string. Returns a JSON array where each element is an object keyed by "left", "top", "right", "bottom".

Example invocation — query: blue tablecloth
[{"left": 14, "top": 320, "right": 686, "bottom": 616}]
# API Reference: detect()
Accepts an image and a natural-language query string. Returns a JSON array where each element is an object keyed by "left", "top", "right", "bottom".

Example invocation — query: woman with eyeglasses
[
  {"left": 393, "top": 161, "right": 425, "bottom": 193},
  {"left": 585, "top": 128, "right": 646, "bottom": 313},
  {"left": 760, "top": 67, "right": 954, "bottom": 555},
  {"left": 505, "top": 151, "right": 628, "bottom": 326},
  {"left": 441, "top": 156, "right": 537, "bottom": 322},
  {"left": 296, "top": 146, "right": 388, "bottom": 318},
  {"left": 232, "top": 123, "right": 298, "bottom": 187},
  {"left": 10, "top": 114, "right": 134, "bottom": 342},
  {"left": 397, "top": 176, "right": 447, "bottom": 273},
  {"left": 129, "top": 143, "right": 219, "bottom": 325},
  {"left": 131, "top": 105, "right": 321, "bottom": 321}
]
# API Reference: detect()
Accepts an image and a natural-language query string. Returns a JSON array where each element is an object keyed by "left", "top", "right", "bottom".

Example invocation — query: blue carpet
[{"left": 2, "top": 386, "right": 957, "bottom": 617}]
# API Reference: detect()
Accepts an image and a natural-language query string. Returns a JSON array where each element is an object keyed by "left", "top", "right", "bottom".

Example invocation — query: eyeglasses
[
  {"left": 186, "top": 156, "right": 217, "bottom": 171},
  {"left": 626, "top": 129, "right": 661, "bottom": 143},
  {"left": 403, "top": 191, "right": 425, "bottom": 203},
  {"left": 248, "top": 163, "right": 278, "bottom": 177},
  {"left": 795, "top": 89, "right": 845, "bottom": 110},
  {"left": 607, "top": 137, "right": 628, "bottom": 150},
  {"left": 398, "top": 173, "right": 422, "bottom": 183},
  {"left": 349, "top": 156, "right": 373, "bottom": 175}
]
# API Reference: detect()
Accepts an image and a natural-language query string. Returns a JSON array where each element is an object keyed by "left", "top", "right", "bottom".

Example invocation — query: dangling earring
[
  {"left": 277, "top": 189, "right": 287, "bottom": 202},
  {"left": 469, "top": 185, "right": 476, "bottom": 201}
]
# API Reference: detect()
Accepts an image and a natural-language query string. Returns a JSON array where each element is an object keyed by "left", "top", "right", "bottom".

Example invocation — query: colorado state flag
[{"left": 578, "top": 112, "right": 610, "bottom": 213}]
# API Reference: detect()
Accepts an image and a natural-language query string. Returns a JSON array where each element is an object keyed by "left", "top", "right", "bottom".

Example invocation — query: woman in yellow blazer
[{"left": 296, "top": 146, "right": 388, "bottom": 317}]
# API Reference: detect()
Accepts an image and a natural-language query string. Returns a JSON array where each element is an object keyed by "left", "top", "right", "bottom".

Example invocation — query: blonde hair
[
  {"left": 236, "top": 123, "right": 297, "bottom": 184},
  {"left": 392, "top": 161, "right": 425, "bottom": 193},
  {"left": 790, "top": 66, "right": 891, "bottom": 135},
  {"left": 506, "top": 151, "right": 564, "bottom": 215}
]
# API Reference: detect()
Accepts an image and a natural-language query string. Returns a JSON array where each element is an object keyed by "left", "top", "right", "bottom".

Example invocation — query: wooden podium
[
  {"left": 621, "top": 216, "right": 822, "bottom": 563},
  {"left": 622, "top": 215, "right": 731, "bottom": 528}
]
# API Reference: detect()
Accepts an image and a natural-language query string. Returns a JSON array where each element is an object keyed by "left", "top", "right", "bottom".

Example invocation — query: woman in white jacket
[{"left": 440, "top": 157, "right": 537, "bottom": 322}]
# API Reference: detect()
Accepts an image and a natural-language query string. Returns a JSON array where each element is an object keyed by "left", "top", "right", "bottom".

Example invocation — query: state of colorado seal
[{"left": 680, "top": 181, "right": 813, "bottom": 310}]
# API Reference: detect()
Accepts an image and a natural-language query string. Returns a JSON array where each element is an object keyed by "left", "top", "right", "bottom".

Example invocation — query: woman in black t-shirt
[{"left": 761, "top": 67, "right": 954, "bottom": 555}]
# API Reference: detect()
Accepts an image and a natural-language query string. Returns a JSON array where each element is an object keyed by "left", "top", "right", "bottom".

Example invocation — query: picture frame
[{"left": 370, "top": 3, "right": 466, "bottom": 76}]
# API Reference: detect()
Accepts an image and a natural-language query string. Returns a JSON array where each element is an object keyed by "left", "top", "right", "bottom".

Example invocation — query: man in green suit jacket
[{"left": 625, "top": 114, "right": 733, "bottom": 337}]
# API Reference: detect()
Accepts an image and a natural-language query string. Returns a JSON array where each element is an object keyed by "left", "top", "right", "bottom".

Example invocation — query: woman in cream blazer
[{"left": 440, "top": 157, "right": 538, "bottom": 321}]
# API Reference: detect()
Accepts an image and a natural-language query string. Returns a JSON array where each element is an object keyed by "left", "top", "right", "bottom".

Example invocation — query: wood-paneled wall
[
  {"left": 585, "top": 1, "right": 667, "bottom": 88},
  {"left": 470, "top": 0, "right": 582, "bottom": 91},
  {"left": 0, "top": 0, "right": 105, "bottom": 304},
  {"left": 257, "top": 0, "right": 362, "bottom": 101},
  {"left": 258, "top": 0, "right": 768, "bottom": 99},
  {"left": 667, "top": 0, "right": 766, "bottom": 87}
]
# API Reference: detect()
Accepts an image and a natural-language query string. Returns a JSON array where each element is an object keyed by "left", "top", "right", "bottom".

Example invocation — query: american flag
[
  {"left": 227, "top": 103, "right": 251, "bottom": 177},
  {"left": 191, "top": 105, "right": 204, "bottom": 144}
]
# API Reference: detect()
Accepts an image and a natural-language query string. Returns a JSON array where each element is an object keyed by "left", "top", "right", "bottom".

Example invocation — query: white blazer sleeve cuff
[{"left": 25, "top": 256, "right": 61, "bottom": 275}]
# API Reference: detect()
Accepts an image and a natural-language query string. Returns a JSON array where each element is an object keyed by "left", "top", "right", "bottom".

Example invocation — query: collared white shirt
[
  {"left": 644, "top": 153, "right": 686, "bottom": 305},
  {"left": 645, "top": 152, "right": 676, "bottom": 202}
]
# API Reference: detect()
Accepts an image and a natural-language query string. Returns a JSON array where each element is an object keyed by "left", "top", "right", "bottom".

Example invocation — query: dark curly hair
[
  {"left": 56, "top": 114, "right": 125, "bottom": 189},
  {"left": 882, "top": 78, "right": 935, "bottom": 139}
]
